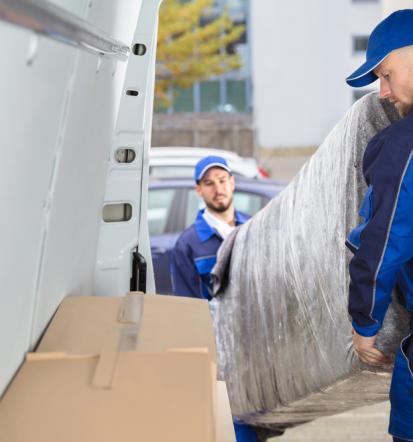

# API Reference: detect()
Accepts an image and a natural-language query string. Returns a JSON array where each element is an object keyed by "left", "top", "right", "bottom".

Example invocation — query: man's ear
[
  {"left": 229, "top": 174, "right": 235, "bottom": 190},
  {"left": 195, "top": 183, "right": 202, "bottom": 197}
]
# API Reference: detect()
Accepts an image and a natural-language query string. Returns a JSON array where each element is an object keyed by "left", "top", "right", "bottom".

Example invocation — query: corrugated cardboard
[
  {"left": 0, "top": 350, "right": 216, "bottom": 442},
  {"left": 216, "top": 381, "right": 236, "bottom": 442},
  {"left": 0, "top": 293, "right": 236, "bottom": 441},
  {"left": 37, "top": 292, "right": 217, "bottom": 364}
]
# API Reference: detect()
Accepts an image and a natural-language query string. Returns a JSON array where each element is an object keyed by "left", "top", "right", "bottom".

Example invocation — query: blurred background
[{"left": 152, "top": 0, "right": 413, "bottom": 170}]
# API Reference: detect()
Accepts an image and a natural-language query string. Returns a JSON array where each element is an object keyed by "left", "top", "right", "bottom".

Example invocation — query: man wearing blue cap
[
  {"left": 170, "top": 155, "right": 248, "bottom": 300},
  {"left": 345, "top": 9, "right": 413, "bottom": 442},
  {"left": 170, "top": 155, "right": 259, "bottom": 442}
]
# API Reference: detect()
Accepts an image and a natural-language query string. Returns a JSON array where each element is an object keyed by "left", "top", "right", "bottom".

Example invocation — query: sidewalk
[
  {"left": 270, "top": 402, "right": 391, "bottom": 441},
  {"left": 264, "top": 151, "right": 392, "bottom": 441}
]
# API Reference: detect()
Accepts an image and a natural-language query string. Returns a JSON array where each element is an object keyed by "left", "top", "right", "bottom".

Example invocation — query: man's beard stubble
[
  {"left": 206, "top": 196, "right": 233, "bottom": 214},
  {"left": 397, "top": 102, "right": 413, "bottom": 117}
]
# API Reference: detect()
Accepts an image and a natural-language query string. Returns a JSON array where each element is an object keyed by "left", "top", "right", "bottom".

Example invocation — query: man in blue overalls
[
  {"left": 346, "top": 10, "right": 413, "bottom": 442},
  {"left": 170, "top": 155, "right": 258, "bottom": 442}
]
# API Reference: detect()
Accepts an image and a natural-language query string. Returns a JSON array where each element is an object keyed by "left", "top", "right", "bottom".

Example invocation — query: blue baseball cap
[
  {"left": 194, "top": 155, "right": 232, "bottom": 183},
  {"left": 346, "top": 9, "right": 413, "bottom": 87}
]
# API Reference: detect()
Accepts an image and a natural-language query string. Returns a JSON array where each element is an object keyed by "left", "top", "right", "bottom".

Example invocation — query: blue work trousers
[
  {"left": 234, "top": 421, "right": 258, "bottom": 442},
  {"left": 389, "top": 338, "right": 413, "bottom": 441}
]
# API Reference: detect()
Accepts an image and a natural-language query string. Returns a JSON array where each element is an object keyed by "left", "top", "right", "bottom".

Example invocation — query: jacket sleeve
[
  {"left": 349, "top": 145, "right": 413, "bottom": 337},
  {"left": 170, "top": 239, "right": 200, "bottom": 298}
]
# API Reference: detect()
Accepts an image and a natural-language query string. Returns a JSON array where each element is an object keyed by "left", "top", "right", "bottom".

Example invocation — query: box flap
[
  {"left": 0, "top": 351, "right": 216, "bottom": 442},
  {"left": 137, "top": 294, "right": 217, "bottom": 362},
  {"left": 37, "top": 293, "right": 217, "bottom": 363}
]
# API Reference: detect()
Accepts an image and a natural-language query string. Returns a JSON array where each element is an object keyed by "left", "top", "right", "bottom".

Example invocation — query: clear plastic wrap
[{"left": 210, "top": 93, "right": 410, "bottom": 428}]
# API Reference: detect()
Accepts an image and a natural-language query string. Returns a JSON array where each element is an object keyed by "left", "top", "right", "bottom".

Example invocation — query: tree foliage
[{"left": 155, "top": 0, "right": 245, "bottom": 107}]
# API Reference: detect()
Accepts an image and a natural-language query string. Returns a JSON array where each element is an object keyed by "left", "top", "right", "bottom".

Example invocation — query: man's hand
[{"left": 352, "top": 329, "right": 391, "bottom": 365}]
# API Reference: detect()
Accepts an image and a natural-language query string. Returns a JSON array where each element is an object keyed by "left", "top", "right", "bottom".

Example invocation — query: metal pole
[{"left": 0, "top": 0, "right": 130, "bottom": 59}]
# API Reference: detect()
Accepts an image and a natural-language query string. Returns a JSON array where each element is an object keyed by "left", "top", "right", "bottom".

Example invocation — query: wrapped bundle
[{"left": 210, "top": 93, "right": 409, "bottom": 428}]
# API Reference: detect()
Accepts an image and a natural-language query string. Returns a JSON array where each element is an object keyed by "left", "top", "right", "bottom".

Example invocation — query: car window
[
  {"left": 148, "top": 188, "right": 176, "bottom": 235},
  {"left": 186, "top": 190, "right": 205, "bottom": 228},
  {"left": 233, "top": 191, "right": 263, "bottom": 217},
  {"left": 150, "top": 165, "right": 194, "bottom": 178},
  {"left": 185, "top": 189, "right": 265, "bottom": 229}
]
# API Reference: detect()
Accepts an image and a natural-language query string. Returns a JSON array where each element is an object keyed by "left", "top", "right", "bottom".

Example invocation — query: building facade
[
  {"left": 251, "top": 0, "right": 384, "bottom": 149},
  {"left": 383, "top": 0, "right": 413, "bottom": 16},
  {"left": 157, "top": 0, "right": 413, "bottom": 151}
]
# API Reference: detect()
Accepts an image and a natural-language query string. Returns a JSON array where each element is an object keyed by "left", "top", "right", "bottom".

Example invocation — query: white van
[{"left": 0, "top": 0, "right": 161, "bottom": 395}]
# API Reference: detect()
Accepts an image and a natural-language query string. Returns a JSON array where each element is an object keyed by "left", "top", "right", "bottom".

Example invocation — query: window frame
[{"left": 352, "top": 35, "right": 369, "bottom": 54}]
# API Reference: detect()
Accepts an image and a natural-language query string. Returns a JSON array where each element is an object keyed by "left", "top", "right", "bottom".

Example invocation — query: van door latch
[{"left": 130, "top": 250, "right": 147, "bottom": 293}]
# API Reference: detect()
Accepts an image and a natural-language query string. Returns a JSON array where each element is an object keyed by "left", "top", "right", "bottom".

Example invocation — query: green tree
[{"left": 155, "top": 0, "right": 245, "bottom": 108}]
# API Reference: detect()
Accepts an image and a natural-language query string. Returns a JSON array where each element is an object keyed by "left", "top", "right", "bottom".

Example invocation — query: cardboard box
[
  {"left": 0, "top": 293, "right": 236, "bottom": 441},
  {"left": 0, "top": 350, "right": 216, "bottom": 442},
  {"left": 216, "top": 381, "right": 236, "bottom": 442},
  {"left": 37, "top": 292, "right": 217, "bottom": 364}
]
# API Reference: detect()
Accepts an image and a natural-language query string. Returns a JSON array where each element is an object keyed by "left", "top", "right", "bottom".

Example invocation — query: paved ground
[
  {"left": 270, "top": 402, "right": 391, "bottom": 441},
  {"left": 263, "top": 151, "right": 392, "bottom": 441}
]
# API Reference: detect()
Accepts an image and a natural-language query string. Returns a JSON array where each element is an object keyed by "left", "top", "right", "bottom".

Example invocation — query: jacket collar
[{"left": 194, "top": 208, "right": 248, "bottom": 242}]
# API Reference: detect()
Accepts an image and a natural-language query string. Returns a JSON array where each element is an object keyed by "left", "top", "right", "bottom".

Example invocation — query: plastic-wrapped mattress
[{"left": 210, "top": 93, "right": 410, "bottom": 428}]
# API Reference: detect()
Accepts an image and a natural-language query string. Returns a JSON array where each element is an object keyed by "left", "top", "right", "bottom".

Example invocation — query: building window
[
  {"left": 167, "top": 0, "right": 251, "bottom": 114},
  {"left": 227, "top": 80, "right": 247, "bottom": 112},
  {"left": 200, "top": 81, "right": 221, "bottom": 112},
  {"left": 173, "top": 87, "right": 194, "bottom": 112},
  {"left": 353, "top": 36, "right": 369, "bottom": 53}
]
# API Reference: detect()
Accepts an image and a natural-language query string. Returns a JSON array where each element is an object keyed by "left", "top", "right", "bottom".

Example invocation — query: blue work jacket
[
  {"left": 170, "top": 208, "right": 249, "bottom": 300},
  {"left": 346, "top": 110, "right": 413, "bottom": 344}
]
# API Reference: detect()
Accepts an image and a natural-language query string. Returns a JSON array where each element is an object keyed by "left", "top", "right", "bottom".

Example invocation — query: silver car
[{"left": 149, "top": 147, "right": 269, "bottom": 179}]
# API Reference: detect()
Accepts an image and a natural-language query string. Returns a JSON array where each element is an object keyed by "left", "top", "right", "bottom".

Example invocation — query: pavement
[
  {"left": 270, "top": 402, "right": 391, "bottom": 441},
  {"left": 262, "top": 150, "right": 392, "bottom": 442}
]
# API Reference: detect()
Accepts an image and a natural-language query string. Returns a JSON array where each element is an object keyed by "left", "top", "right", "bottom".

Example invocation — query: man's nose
[
  {"left": 215, "top": 183, "right": 225, "bottom": 193},
  {"left": 379, "top": 78, "right": 391, "bottom": 99}
]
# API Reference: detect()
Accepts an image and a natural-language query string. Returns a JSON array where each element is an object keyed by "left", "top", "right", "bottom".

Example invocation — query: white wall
[
  {"left": 251, "top": 0, "right": 381, "bottom": 149},
  {"left": 347, "top": 1, "right": 381, "bottom": 97},
  {"left": 0, "top": 0, "right": 142, "bottom": 395},
  {"left": 383, "top": 0, "right": 413, "bottom": 15}
]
